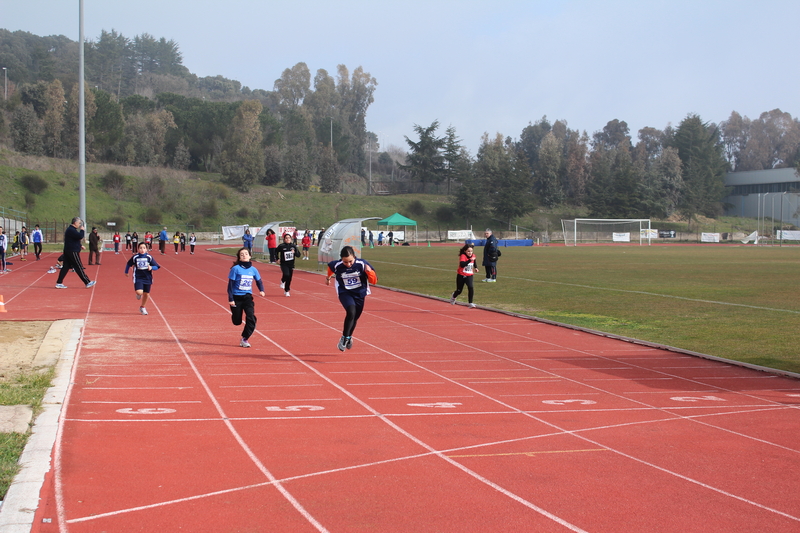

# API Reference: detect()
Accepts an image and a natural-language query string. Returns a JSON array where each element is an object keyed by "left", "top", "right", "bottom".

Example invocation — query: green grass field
[{"left": 282, "top": 243, "right": 800, "bottom": 374}]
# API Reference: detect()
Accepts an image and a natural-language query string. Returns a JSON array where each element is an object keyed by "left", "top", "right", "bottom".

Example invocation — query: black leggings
[
  {"left": 231, "top": 293, "right": 257, "bottom": 339},
  {"left": 339, "top": 292, "right": 365, "bottom": 337},
  {"left": 452, "top": 274, "right": 474, "bottom": 303},
  {"left": 280, "top": 264, "right": 294, "bottom": 291}
]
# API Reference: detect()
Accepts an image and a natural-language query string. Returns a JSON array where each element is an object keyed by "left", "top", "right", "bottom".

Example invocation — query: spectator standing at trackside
[
  {"left": 276, "top": 232, "right": 300, "bottom": 297},
  {"left": 377, "top": 231, "right": 384, "bottom": 246},
  {"left": 361, "top": 228, "right": 366, "bottom": 246},
  {"left": 450, "top": 243, "right": 479, "bottom": 308},
  {"left": 325, "top": 245, "right": 377, "bottom": 352},
  {"left": 125, "top": 242, "right": 160, "bottom": 315},
  {"left": 0, "top": 226, "right": 7, "bottom": 273},
  {"left": 368, "top": 230, "right": 374, "bottom": 248},
  {"left": 180, "top": 233, "right": 186, "bottom": 252},
  {"left": 227, "top": 247, "right": 265, "bottom": 348},
  {"left": 88, "top": 227, "right": 102, "bottom": 265},
  {"left": 125, "top": 231, "right": 132, "bottom": 251},
  {"left": 158, "top": 227, "right": 168, "bottom": 255},
  {"left": 131, "top": 232, "right": 139, "bottom": 251},
  {"left": 266, "top": 228, "right": 278, "bottom": 263},
  {"left": 144, "top": 231, "right": 153, "bottom": 250},
  {"left": 173, "top": 231, "right": 181, "bottom": 254},
  {"left": 19, "top": 226, "right": 29, "bottom": 261},
  {"left": 189, "top": 233, "right": 197, "bottom": 254},
  {"left": 301, "top": 231, "right": 311, "bottom": 260},
  {"left": 387, "top": 230, "right": 394, "bottom": 246},
  {"left": 55, "top": 217, "right": 95, "bottom": 289},
  {"left": 32, "top": 224, "right": 44, "bottom": 260},
  {"left": 481, "top": 228, "right": 499, "bottom": 282},
  {"left": 242, "top": 228, "right": 253, "bottom": 253},
  {"left": 113, "top": 231, "right": 121, "bottom": 254},
  {"left": 317, "top": 227, "right": 325, "bottom": 246}
]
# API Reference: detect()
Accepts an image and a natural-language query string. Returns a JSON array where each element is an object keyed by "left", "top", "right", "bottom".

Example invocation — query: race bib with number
[
  {"left": 135, "top": 257, "right": 150, "bottom": 270},
  {"left": 341, "top": 271, "right": 362, "bottom": 290},
  {"left": 283, "top": 250, "right": 295, "bottom": 261},
  {"left": 238, "top": 274, "right": 254, "bottom": 292},
  {"left": 463, "top": 262, "right": 473, "bottom": 274}
]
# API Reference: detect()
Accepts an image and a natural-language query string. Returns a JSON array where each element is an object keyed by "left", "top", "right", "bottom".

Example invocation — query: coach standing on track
[
  {"left": 55, "top": 217, "right": 96, "bottom": 289},
  {"left": 481, "top": 228, "right": 499, "bottom": 282},
  {"left": 158, "top": 226, "right": 168, "bottom": 255}
]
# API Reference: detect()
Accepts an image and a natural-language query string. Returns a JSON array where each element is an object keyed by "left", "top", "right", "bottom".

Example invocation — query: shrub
[
  {"left": 20, "top": 174, "right": 49, "bottom": 195},
  {"left": 24, "top": 192, "right": 36, "bottom": 209},
  {"left": 199, "top": 199, "right": 218, "bottom": 219},
  {"left": 407, "top": 200, "right": 426, "bottom": 216},
  {"left": 141, "top": 207, "right": 162, "bottom": 224},
  {"left": 235, "top": 207, "right": 249, "bottom": 219},
  {"left": 435, "top": 205, "right": 455, "bottom": 223},
  {"left": 101, "top": 170, "right": 126, "bottom": 200}
]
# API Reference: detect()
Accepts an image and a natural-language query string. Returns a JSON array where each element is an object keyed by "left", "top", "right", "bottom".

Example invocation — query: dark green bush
[{"left": 20, "top": 174, "right": 49, "bottom": 195}]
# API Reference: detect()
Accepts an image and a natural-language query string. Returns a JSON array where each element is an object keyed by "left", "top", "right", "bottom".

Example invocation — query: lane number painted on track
[
  {"left": 265, "top": 405, "right": 325, "bottom": 412},
  {"left": 670, "top": 395, "right": 725, "bottom": 402},
  {"left": 542, "top": 399, "right": 597, "bottom": 405},
  {"left": 116, "top": 408, "right": 177, "bottom": 414},
  {"left": 407, "top": 402, "right": 462, "bottom": 408}
]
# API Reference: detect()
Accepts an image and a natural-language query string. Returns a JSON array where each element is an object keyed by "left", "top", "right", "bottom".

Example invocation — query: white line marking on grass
[{"left": 370, "top": 259, "right": 800, "bottom": 314}]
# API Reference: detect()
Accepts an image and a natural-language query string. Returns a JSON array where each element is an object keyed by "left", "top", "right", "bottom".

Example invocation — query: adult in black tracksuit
[
  {"left": 481, "top": 228, "right": 499, "bottom": 282},
  {"left": 56, "top": 217, "right": 95, "bottom": 289},
  {"left": 276, "top": 233, "right": 300, "bottom": 297}
]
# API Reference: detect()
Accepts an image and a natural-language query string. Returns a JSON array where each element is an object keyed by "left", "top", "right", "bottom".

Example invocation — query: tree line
[
  {"left": 0, "top": 28, "right": 376, "bottom": 192},
  {"left": 403, "top": 110, "right": 800, "bottom": 226}
]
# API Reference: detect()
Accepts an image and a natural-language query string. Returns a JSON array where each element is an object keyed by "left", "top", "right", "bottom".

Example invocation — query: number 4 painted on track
[
  {"left": 116, "top": 408, "right": 177, "bottom": 414},
  {"left": 265, "top": 405, "right": 325, "bottom": 412},
  {"left": 670, "top": 395, "right": 725, "bottom": 402}
]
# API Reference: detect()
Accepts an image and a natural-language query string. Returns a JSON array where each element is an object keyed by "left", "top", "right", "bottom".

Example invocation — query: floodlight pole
[
  {"left": 78, "top": 0, "right": 86, "bottom": 224},
  {"left": 2, "top": 67, "right": 7, "bottom": 101}
]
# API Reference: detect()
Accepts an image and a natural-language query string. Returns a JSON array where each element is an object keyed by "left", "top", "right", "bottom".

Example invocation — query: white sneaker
[
  {"left": 285, "top": 291, "right": 290, "bottom": 297},
  {"left": 449, "top": 294, "right": 456, "bottom": 305},
  {"left": 55, "top": 283, "right": 67, "bottom": 289},
  {"left": 86, "top": 280, "right": 96, "bottom": 288},
  {"left": 240, "top": 338, "right": 251, "bottom": 348},
  {"left": 280, "top": 282, "right": 285, "bottom": 289},
  {"left": 468, "top": 303, "right": 477, "bottom": 308},
  {"left": 140, "top": 307, "right": 148, "bottom": 315}
]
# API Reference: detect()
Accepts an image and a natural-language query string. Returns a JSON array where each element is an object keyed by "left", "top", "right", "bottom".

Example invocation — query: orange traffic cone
[{"left": 0, "top": 295, "right": 6, "bottom": 313}]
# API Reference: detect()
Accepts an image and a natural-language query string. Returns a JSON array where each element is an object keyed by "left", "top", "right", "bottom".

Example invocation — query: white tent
[
  {"left": 253, "top": 220, "right": 292, "bottom": 259},
  {"left": 318, "top": 217, "right": 380, "bottom": 264}
]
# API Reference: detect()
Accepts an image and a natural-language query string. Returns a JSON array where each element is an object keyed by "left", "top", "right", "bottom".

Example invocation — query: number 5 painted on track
[
  {"left": 542, "top": 399, "right": 597, "bottom": 405},
  {"left": 265, "top": 405, "right": 325, "bottom": 411}
]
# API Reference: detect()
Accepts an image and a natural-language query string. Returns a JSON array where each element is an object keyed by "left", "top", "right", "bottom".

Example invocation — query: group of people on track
[{"left": 36, "top": 220, "right": 501, "bottom": 353}]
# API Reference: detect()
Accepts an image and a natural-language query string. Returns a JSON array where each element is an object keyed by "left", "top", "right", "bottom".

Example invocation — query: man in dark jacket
[
  {"left": 88, "top": 227, "right": 102, "bottom": 265},
  {"left": 56, "top": 217, "right": 95, "bottom": 289},
  {"left": 481, "top": 228, "right": 499, "bottom": 282}
]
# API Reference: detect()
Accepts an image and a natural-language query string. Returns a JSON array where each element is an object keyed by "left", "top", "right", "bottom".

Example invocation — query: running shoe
[
  {"left": 468, "top": 303, "right": 477, "bottom": 308},
  {"left": 280, "top": 282, "right": 285, "bottom": 289},
  {"left": 285, "top": 291, "right": 290, "bottom": 297},
  {"left": 47, "top": 268, "right": 56, "bottom": 274},
  {"left": 481, "top": 279, "right": 490, "bottom": 282},
  {"left": 487, "top": 279, "right": 496, "bottom": 283},
  {"left": 337, "top": 336, "right": 347, "bottom": 352},
  {"left": 55, "top": 284, "right": 67, "bottom": 289},
  {"left": 86, "top": 281, "right": 96, "bottom": 288},
  {"left": 449, "top": 294, "right": 456, "bottom": 305},
  {"left": 240, "top": 338, "right": 251, "bottom": 348},
  {"left": 345, "top": 336, "right": 353, "bottom": 350},
  {"left": 140, "top": 307, "right": 148, "bottom": 315}
]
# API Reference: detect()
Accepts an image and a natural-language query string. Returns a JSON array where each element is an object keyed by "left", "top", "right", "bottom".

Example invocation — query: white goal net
[{"left": 561, "top": 219, "right": 652, "bottom": 246}]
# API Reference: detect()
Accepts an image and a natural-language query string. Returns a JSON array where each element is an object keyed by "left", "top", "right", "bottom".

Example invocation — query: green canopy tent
[{"left": 376, "top": 213, "right": 417, "bottom": 246}]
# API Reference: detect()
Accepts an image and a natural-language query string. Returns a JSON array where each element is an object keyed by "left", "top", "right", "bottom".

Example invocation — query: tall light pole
[
  {"left": 78, "top": 0, "right": 86, "bottom": 224},
  {"left": 2, "top": 67, "right": 7, "bottom": 101}
]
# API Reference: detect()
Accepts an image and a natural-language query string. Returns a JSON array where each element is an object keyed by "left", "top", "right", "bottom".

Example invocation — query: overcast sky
[{"left": 6, "top": 0, "right": 799, "bottom": 153}]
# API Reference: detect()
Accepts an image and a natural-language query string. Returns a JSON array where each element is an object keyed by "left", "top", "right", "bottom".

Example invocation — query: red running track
[{"left": 1, "top": 246, "right": 799, "bottom": 532}]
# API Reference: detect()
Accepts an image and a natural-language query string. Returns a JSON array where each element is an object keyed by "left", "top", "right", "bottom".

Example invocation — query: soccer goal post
[{"left": 561, "top": 219, "right": 652, "bottom": 246}]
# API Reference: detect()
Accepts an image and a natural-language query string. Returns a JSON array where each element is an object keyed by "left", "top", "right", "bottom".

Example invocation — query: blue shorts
[
  {"left": 134, "top": 281, "right": 151, "bottom": 293},
  {"left": 338, "top": 290, "right": 365, "bottom": 310}
]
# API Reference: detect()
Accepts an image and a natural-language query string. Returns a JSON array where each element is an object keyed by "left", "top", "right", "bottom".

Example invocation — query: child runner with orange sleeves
[
  {"left": 125, "top": 242, "right": 161, "bottom": 315},
  {"left": 450, "top": 243, "right": 479, "bottom": 308},
  {"left": 326, "top": 245, "right": 377, "bottom": 351},
  {"left": 228, "top": 247, "right": 265, "bottom": 348}
]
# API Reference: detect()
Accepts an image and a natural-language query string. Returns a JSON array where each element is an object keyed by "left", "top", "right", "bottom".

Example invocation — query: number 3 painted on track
[
  {"left": 116, "top": 408, "right": 177, "bottom": 414},
  {"left": 265, "top": 405, "right": 325, "bottom": 411},
  {"left": 542, "top": 399, "right": 597, "bottom": 405}
]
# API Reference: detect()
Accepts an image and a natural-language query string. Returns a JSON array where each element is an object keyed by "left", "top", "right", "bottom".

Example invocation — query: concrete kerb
[{"left": 0, "top": 319, "right": 83, "bottom": 533}]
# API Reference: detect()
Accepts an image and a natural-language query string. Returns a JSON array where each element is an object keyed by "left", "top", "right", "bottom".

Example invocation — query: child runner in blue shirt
[
  {"left": 326, "top": 245, "right": 377, "bottom": 351},
  {"left": 125, "top": 242, "right": 161, "bottom": 315},
  {"left": 228, "top": 247, "right": 265, "bottom": 348}
]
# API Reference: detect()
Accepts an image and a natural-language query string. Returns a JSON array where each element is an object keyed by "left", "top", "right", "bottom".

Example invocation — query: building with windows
[{"left": 723, "top": 168, "right": 800, "bottom": 226}]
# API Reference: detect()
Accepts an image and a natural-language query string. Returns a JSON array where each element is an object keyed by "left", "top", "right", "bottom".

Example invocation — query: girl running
[
  {"left": 228, "top": 247, "right": 265, "bottom": 348},
  {"left": 326, "top": 246, "right": 377, "bottom": 351},
  {"left": 276, "top": 232, "right": 300, "bottom": 297},
  {"left": 125, "top": 242, "right": 161, "bottom": 315},
  {"left": 450, "top": 243, "right": 479, "bottom": 308}
]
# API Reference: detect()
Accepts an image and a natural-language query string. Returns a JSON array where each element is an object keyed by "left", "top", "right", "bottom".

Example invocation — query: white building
[{"left": 723, "top": 168, "right": 800, "bottom": 226}]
